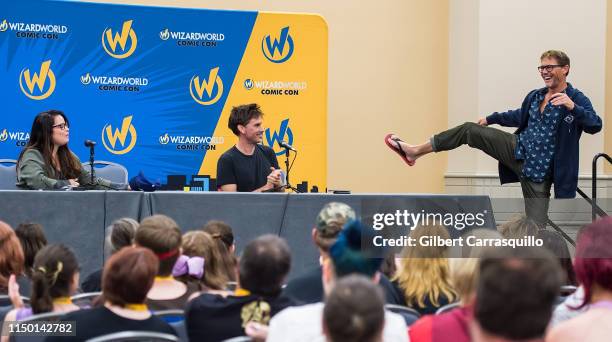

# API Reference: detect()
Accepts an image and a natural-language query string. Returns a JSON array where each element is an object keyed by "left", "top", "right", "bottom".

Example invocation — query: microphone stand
[
  {"left": 283, "top": 147, "right": 300, "bottom": 193},
  {"left": 88, "top": 144, "right": 95, "bottom": 185}
]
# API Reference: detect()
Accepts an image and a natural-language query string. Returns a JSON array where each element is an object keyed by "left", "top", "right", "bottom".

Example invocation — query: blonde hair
[
  {"left": 450, "top": 229, "right": 503, "bottom": 305},
  {"left": 393, "top": 225, "right": 456, "bottom": 308},
  {"left": 498, "top": 215, "right": 538, "bottom": 239},
  {"left": 181, "top": 231, "right": 235, "bottom": 290}
]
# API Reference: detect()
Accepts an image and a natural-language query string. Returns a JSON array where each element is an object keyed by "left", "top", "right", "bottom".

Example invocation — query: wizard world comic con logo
[
  {"left": 19, "top": 60, "right": 56, "bottom": 100},
  {"left": 102, "top": 115, "right": 137, "bottom": 155},
  {"left": 102, "top": 20, "right": 138, "bottom": 59},
  {"left": 189, "top": 67, "right": 223, "bottom": 106},
  {"left": 262, "top": 26, "right": 294, "bottom": 63}
]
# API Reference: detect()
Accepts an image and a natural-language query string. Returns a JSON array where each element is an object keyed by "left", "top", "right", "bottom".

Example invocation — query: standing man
[
  {"left": 386, "top": 50, "right": 601, "bottom": 226},
  {"left": 217, "top": 103, "right": 284, "bottom": 192}
]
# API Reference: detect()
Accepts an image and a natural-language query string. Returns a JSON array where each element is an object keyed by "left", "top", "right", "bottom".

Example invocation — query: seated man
[
  {"left": 186, "top": 235, "right": 296, "bottom": 341},
  {"left": 216, "top": 103, "right": 283, "bottom": 192},
  {"left": 266, "top": 220, "right": 408, "bottom": 341},
  {"left": 284, "top": 202, "right": 402, "bottom": 305},
  {"left": 468, "top": 246, "right": 562, "bottom": 342},
  {"left": 323, "top": 275, "right": 386, "bottom": 342}
]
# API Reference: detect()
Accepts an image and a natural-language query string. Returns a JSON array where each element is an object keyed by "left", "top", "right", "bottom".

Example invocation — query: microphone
[
  {"left": 279, "top": 141, "right": 297, "bottom": 152},
  {"left": 84, "top": 140, "right": 96, "bottom": 148}
]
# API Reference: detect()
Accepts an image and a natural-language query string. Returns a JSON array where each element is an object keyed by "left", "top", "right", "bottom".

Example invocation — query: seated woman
[
  {"left": 176, "top": 231, "right": 235, "bottom": 291},
  {"left": 16, "top": 110, "right": 125, "bottom": 190},
  {"left": 2, "top": 244, "right": 81, "bottom": 341},
  {"left": 81, "top": 218, "right": 139, "bottom": 292},
  {"left": 0, "top": 221, "right": 24, "bottom": 303},
  {"left": 547, "top": 217, "right": 612, "bottom": 342},
  {"left": 392, "top": 224, "right": 456, "bottom": 315},
  {"left": 47, "top": 247, "right": 177, "bottom": 341},
  {"left": 15, "top": 222, "right": 48, "bottom": 296}
]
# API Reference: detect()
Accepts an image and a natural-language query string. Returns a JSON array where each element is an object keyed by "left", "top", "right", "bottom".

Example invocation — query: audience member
[
  {"left": 547, "top": 217, "right": 612, "bottom": 342},
  {"left": 266, "top": 220, "right": 408, "bottom": 341},
  {"left": 202, "top": 220, "right": 236, "bottom": 254},
  {"left": 283, "top": 202, "right": 402, "bottom": 305},
  {"left": 135, "top": 215, "right": 198, "bottom": 310},
  {"left": 176, "top": 231, "right": 235, "bottom": 290},
  {"left": 393, "top": 225, "right": 456, "bottom": 315},
  {"left": 2, "top": 244, "right": 80, "bottom": 340},
  {"left": 498, "top": 215, "right": 539, "bottom": 239},
  {"left": 0, "top": 221, "right": 24, "bottom": 298},
  {"left": 409, "top": 229, "right": 501, "bottom": 342},
  {"left": 48, "top": 247, "right": 176, "bottom": 341},
  {"left": 323, "top": 275, "right": 385, "bottom": 342},
  {"left": 81, "top": 218, "right": 138, "bottom": 292},
  {"left": 186, "top": 235, "right": 295, "bottom": 341},
  {"left": 537, "top": 229, "right": 576, "bottom": 286},
  {"left": 470, "top": 246, "right": 562, "bottom": 342}
]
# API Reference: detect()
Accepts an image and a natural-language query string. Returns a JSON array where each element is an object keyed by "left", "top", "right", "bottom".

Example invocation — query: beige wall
[{"left": 79, "top": 0, "right": 450, "bottom": 194}]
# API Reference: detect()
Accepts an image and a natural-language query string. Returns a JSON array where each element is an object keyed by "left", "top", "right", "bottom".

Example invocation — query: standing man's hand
[
  {"left": 477, "top": 117, "right": 488, "bottom": 126},
  {"left": 550, "top": 93, "right": 575, "bottom": 111}
]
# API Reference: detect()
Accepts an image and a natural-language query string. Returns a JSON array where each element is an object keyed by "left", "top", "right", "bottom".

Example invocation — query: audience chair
[
  {"left": 385, "top": 304, "right": 421, "bottom": 326},
  {"left": 0, "top": 159, "right": 18, "bottom": 190},
  {"left": 81, "top": 161, "right": 128, "bottom": 184},
  {"left": 0, "top": 295, "right": 30, "bottom": 307},
  {"left": 435, "top": 302, "right": 461, "bottom": 315},
  {"left": 153, "top": 309, "right": 184, "bottom": 323},
  {"left": 221, "top": 337, "right": 251, "bottom": 342},
  {"left": 85, "top": 331, "right": 179, "bottom": 342},
  {"left": 71, "top": 292, "right": 101, "bottom": 308},
  {"left": 170, "top": 320, "right": 188, "bottom": 342}
]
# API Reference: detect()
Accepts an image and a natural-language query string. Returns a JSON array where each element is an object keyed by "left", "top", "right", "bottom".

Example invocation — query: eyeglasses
[
  {"left": 537, "top": 64, "right": 563, "bottom": 73},
  {"left": 52, "top": 123, "right": 69, "bottom": 130}
]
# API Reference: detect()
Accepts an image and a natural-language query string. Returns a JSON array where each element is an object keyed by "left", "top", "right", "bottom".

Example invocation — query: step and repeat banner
[{"left": 0, "top": 0, "right": 327, "bottom": 192}]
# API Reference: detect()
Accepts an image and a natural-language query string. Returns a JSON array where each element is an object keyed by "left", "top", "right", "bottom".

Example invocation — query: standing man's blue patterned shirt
[{"left": 515, "top": 90, "right": 562, "bottom": 182}]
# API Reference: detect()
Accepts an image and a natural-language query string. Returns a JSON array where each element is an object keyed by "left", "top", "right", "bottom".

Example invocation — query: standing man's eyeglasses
[{"left": 537, "top": 65, "right": 564, "bottom": 73}]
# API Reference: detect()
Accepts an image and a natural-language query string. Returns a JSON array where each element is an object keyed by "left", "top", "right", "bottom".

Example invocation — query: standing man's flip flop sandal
[{"left": 384, "top": 133, "right": 415, "bottom": 166}]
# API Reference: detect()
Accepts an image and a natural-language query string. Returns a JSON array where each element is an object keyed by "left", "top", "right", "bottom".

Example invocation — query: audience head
[
  {"left": 202, "top": 220, "right": 235, "bottom": 253},
  {"left": 499, "top": 215, "right": 539, "bottom": 239},
  {"left": 475, "top": 246, "right": 562, "bottom": 340},
  {"left": 103, "top": 246, "right": 158, "bottom": 307},
  {"left": 15, "top": 223, "right": 47, "bottom": 276},
  {"left": 326, "top": 220, "right": 383, "bottom": 291},
  {"left": 180, "top": 231, "right": 235, "bottom": 290},
  {"left": 574, "top": 216, "right": 612, "bottom": 308},
  {"left": 238, "top": 235, "right": 290, "bottom": 297},
  {"left": 537, "top": 229, "right": 576, "bottom": 286},
  {"left": 31, "top": 244, "right": 79, "bottom": 314},
  {"left": 313, "top": 202, "right": 356, "bottom": 254},
  {"left": 394, "top": 224, "right": 456, "bottom": 308},
  {"left": 106, "top": 218, "right": 138, "bottom": 255},
  {"left": 18, "top": 110, "right": 81, "bottom": 179},
  {"left": 0, "top": 221, "right": 24, "bottom": 293},
  {"left": 135, "top": 215, "right": 182, "bottom": 277},
  {"left": 323, "top": 275, "right": 385, "bottom": 342}
]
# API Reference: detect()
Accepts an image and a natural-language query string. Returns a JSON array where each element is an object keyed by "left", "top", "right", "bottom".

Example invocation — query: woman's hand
[
  {"left": 8, "top": 274, "right": 23, "bottom": 309},
  {"left": 68, "top": 179, "right": 80, "bottom": 187}
]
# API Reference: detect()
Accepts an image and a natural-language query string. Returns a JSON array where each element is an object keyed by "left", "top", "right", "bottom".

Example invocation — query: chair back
[
  {"left": 170, "top": 320, "right": 188, "bottom": 342},
  {"left": 82, "top": 161, "right": 128, "bottom": 184},
  {"left": 71, "top": 292, "right": 102, "bottom": 308},
  {"left": 85, "top": 331, "right": 179, "bottom": 342},
  {"left": 221, "top": 337, "right": 252, "bottom": 342},
  {"left": 435, "top": 302, "right": 461, "bottom": 315},
  {"left": 153, "top": 309, "right": 184, "bottom": 323},
  {"left": 0, "top": 159, "right": 18, "bottom": 190},
  {"left": 385, "top": 304, "right": 421, "bottom": 326},
  {"left": 0, "top": 295, "right": 30, "bottom": 307}
]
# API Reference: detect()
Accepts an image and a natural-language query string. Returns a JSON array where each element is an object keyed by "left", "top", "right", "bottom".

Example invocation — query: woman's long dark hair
[
  {"left": 17, "top": 110, "right": 81, "bottom": 179},
  {"left": 30, "top": 244, "right": 79, "bottom": 314}
]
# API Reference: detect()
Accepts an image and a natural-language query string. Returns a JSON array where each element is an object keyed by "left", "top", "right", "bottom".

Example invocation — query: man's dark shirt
[
  {"left": 216, "top": 145, "right": 279, "bottom": 192},
  {"left": 283, "top": 265, "right": 403, "bottom": 305},
  {"left": 186, "top": 292, "right": 295, "bottom": 342}
]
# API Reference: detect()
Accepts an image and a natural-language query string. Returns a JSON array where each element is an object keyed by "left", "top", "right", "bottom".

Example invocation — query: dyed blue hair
[{"left": 329, "top": 220, "right": 384, "bottom": 278}]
